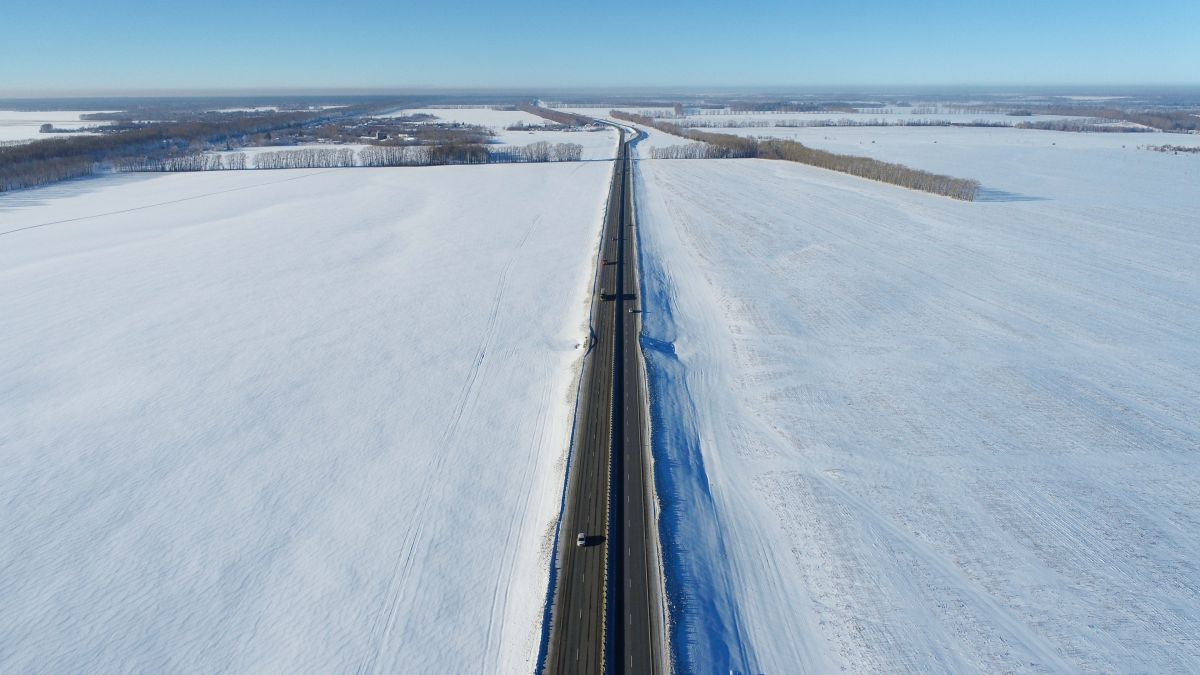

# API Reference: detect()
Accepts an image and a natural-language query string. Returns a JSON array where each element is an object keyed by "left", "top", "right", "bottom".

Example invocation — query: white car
[{"left": 576, "top": 532, "right": 587, "bottom": 547}]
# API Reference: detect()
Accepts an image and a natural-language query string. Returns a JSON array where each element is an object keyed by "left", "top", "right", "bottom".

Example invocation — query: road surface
[
  {"left": 611, "top": 126, "right": 665, "bottom": 675},
  {"left": 544, "top": 128, "right": 665, "bottom": 674}
]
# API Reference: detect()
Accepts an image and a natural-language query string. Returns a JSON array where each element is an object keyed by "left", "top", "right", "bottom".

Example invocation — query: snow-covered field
[
  {"left": 633, "top": 128, "right": 1200, "bottom": 672},
  {"left": 673, "top": 110, "right": 1089, "bottom": 127},
  {"left": 557, "top": 106, "right": 1090, "bottom": 128},
  {"left": 0, "top": 110, "right": 108, "bottom": 144},
  {"left": 385, "top": 106, "right": 547, "bottom": 129},
  {"left": 0, "top": 162, "right": 613, "bottom": 672},
  {"left": 206, "top": 130, "right": 615, "bottom": 165},
  {"left": 210, "top": 106, "right": 280, "bottom": 113},
  {"left": 491, "top": 126, "right": 618, "bottom": 161},
  {"left": 557, "top": 105, "right": 676, "bottom": 119},
  {"left": 383, "top": 107, "right": 619, "bottom": 160},
  {"left": 676, "top": 124, "right": 1200, "bottom": 199}
]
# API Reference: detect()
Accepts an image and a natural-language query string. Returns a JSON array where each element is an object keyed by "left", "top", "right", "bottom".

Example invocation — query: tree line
[
  {"left": 713, "top": 102, "right": 859, "bottom": 114},
  {"left": 1015, "top": 119, "right": 1151, "bottom": 133},
  {"left": 104, "top": 141, "right": 587, "bottom": 173},
  {"left": 613, "top": 111, "right": 980, "bottom": 201},
  {"left": 516, "top": 103, "right": 593, "bottom": 127},
  {"left": 489, "top": 141, "right": 583, "bottom": 163},
  {"left": 2, "top": 113, "right": 587, "bottom": 191},
  {"left": 1021, "top": 106, "right": 1200, "bottom": 132},
  {"left": 941, "top": 104, "right": 1200, "bottom": 133},
  {"left": 250, "top": 147, "right": 356, "bottom": 169},
  {"left": 1143, "top": 144, "right": 1200, "bottom": 154},
  {"left": 118, "top": 153, "right": 247, "bottom": 172},
  {"left": 0, "top": 107, "right": 366, "bottom": 192},
  {"left": 358, "top": 145, "right": 434, "bottom": 166},
  {"left": 757, "top": 139, "right": 981, "bottom": 200},
  {"left": 676, "top": 117, "right": 1012, "bottom": 129},
  {"left": 648, "top": 143, "right": 722, "bottom": 160}
]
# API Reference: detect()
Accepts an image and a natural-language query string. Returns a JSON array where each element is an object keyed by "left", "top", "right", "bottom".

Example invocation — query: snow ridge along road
[{"left": 544, "top": 129, "right": 666, "bottom": 674}]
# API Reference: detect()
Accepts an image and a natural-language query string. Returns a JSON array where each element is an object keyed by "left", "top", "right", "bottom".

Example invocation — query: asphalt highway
[
  {"left": 545, "top": 129, "right": 664, "bottom": 674},
  {"left": 611, "top": 127, "right": 664, "bottom": 675}
]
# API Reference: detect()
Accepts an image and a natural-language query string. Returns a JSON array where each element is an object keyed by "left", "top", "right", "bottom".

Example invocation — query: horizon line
[{"left": 2, "top": 83, "right": 1199, "bottom": 99}]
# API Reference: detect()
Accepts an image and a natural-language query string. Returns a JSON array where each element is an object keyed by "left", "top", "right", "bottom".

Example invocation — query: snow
[
  {"left": 377, "top": 107, "right": 619, "bottom": 160},
  {"left": 207, "top": 133, "right": 616, "bottom": 165},
  {"left": 560, "top": 107, "right": 1090, "bottom": 129},
  {"left": 681, "top": 124, "right": 1200, "bottom": 199},
  {"left": 0, "top": 110, "right": 109, "bottom": 144},
  {"left": 633, "top": 128, "right": 1200, "bottom": 672},
  {"left": 556, "top": 106, "right": 677, "bottom": 119},
  {"left": 571, "top": 109, "right": 741, "bottom": 155},
  {"left": 490, "top": 126, "right": 619, "bottom": 161},
  {"left": 210, "top": 143, "right": 372, "bottom": 164},
  {"left": 674, "top": 110, "right": 1089, "bottom": 127},
  {"left": 625, "top": 124, "right": 690, "bottom": 155},
  {"left": 210, "top": 106, "right": 279, "bottom": 113},
  {"left": 384, "top": 107, "right": 547, "bottom": 130},
  {"left": 558, "top": 106, "right": 679, "bottom": 119},
  {"left": 0, "top": 162, "right": 613, "bottom": 672},
  {"left": 206, "top": 135, "right": 614, "bottom": 165}
]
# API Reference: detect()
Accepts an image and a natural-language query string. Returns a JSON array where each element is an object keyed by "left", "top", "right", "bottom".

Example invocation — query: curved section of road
[{"left": 544, "top": 129, "right": 666, "bottom": 674}]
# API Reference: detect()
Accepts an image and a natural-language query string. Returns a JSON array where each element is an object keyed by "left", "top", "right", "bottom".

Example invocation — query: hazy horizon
[
  {"left": 3, "top": 0, "right": 1197, "bottom": 92},
  {"left": 3, "top": 83, "right": 1199, "bottom": 101}
]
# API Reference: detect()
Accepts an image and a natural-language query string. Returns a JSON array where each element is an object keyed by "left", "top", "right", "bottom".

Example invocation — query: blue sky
[{"left": 1, "top": 0, "right": 1197, "bottom": 92}]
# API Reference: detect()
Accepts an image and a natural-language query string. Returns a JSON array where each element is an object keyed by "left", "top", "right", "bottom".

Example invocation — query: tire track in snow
[
  {"left": 356, "top": 214, "right": 540, "bottom": 675},
  {"left": 0, "top": 170, "right": 335, "bottom": 237},
  {"left": 479, "top": 376, "right": 552, "bottom": 672},
  {"left": 819, "top": 472, "right": 1077, "bottom": 672}
]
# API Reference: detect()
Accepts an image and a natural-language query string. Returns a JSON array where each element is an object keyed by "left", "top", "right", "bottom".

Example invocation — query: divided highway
[{"left": 544, "top": 129, "right": 665, "bottom": 674}]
